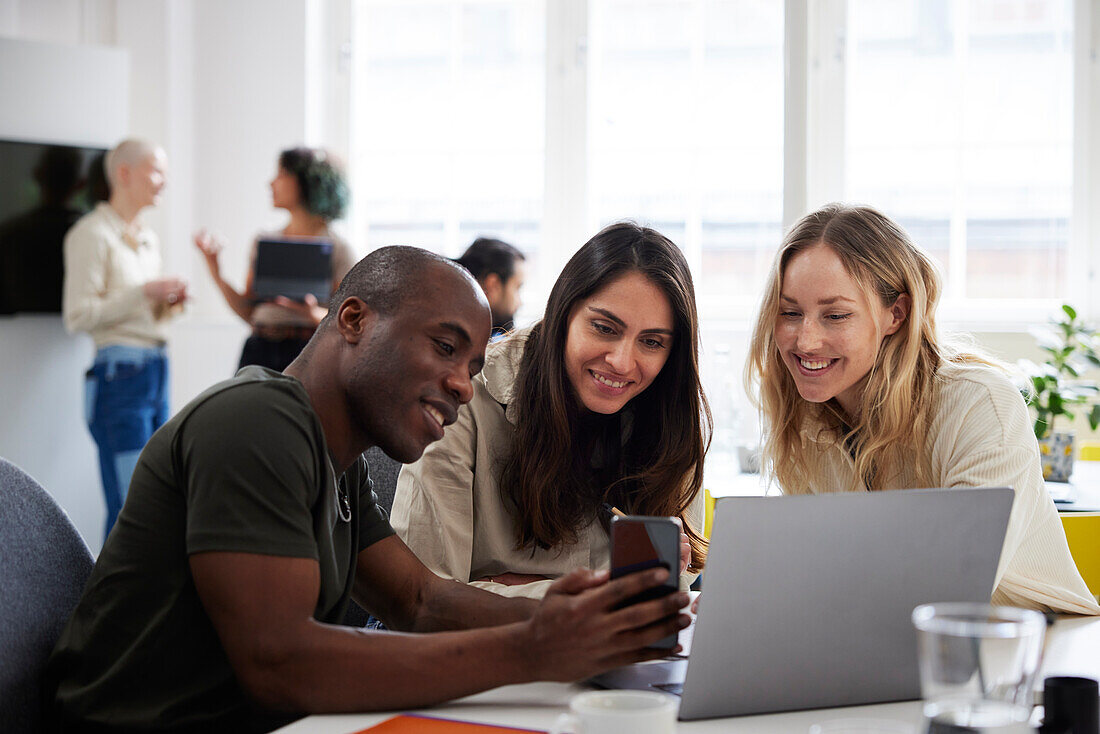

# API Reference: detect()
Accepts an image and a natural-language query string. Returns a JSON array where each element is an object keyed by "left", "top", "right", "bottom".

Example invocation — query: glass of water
[{"left": 911, "top": 603, "right": 1046, "bottom": 733}]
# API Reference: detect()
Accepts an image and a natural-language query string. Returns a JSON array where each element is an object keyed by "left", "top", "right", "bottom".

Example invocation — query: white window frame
[
  {"left": 1073, "top": 0, "right": 1100, "bottom": 323},
  {"left": 544, "top": 0, "right": 589, "bottom": 282}
]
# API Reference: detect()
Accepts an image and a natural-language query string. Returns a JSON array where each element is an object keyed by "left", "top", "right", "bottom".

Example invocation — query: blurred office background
[{"left": 1, "top": 0, "right": 1095, "bottom": 551}]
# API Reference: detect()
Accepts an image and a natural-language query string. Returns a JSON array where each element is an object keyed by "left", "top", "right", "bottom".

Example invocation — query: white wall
[
  {"left": 175, "top": 0, "right": 336, "bottom": 415},
  {"left": 0, "top": 0, "right": 331, "bottom": 552},
  {"left": 0, "top": 33, "right": 128, "bottom": 551}
]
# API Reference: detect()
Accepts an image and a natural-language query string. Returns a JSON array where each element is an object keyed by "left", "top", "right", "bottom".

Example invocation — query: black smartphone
[{"left": 609, "top": 514, "right": 681, "bottom": 649}]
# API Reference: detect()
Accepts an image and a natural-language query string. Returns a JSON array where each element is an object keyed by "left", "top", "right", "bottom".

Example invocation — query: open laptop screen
[
  {"left": 590, "top": 487, "right": 1014, "bottom": 721},
  {"left": 253, "top": 236, "right": 333, "bottom": 305},
  {"left": 679, "top": 487, "right": 1013, "bottom": 719}
]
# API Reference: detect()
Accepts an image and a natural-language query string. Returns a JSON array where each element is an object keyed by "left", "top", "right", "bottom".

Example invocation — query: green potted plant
[{"left": 1019, "top": 304, "right": 1100, "bottom": 482}]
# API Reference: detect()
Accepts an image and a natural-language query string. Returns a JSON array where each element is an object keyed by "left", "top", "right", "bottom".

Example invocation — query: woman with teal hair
[{"left": 194, "top": 147, "right": 354, "bottom": 371}]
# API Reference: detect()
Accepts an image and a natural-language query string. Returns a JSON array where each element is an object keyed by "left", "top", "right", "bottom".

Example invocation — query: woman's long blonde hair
[{"left": 746, "top": 204, "right": 990, "bottom": 493}]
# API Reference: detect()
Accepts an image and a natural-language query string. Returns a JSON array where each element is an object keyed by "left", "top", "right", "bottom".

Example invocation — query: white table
[
  {"left": 1047, "top": 459, "right": 1100, "bottom": 511},
  {"left": 274, "top": 615, "right": 1100, "bottom": 733}
]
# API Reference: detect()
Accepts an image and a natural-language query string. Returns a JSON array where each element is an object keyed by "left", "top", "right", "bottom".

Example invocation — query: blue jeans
[{"left": 84, "top": 345, "right": 169, "bottom": 543}]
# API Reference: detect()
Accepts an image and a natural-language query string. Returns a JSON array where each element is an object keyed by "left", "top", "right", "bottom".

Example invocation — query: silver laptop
[{"left": 590, "top": 487, "right": 1014, "bottom": 721}]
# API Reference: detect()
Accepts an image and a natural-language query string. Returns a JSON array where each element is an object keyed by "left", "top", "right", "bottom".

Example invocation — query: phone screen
[{"left": 610, "top": 515, "right": 680, "bottom": 648}]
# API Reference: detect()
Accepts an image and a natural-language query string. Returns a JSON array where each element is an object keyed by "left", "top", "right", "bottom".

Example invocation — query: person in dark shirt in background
[{"left": 455, "top": 236, "right": 526, "bottom": 339}]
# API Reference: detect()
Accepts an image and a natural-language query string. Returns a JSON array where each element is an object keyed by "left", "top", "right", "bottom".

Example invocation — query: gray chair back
[
  {"left": 343, "top": 447, "right": 403, "bottom": 627},
  {"left": 0, "top": 458, "right": 94, "bottom": 734},
  {"left": 364, "top": 445, "right": 402, "bottom": 515}
]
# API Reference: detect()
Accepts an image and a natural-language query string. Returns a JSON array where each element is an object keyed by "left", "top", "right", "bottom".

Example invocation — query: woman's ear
[{"left": 883, "top": 293, "right": 911, "bottom": 337}]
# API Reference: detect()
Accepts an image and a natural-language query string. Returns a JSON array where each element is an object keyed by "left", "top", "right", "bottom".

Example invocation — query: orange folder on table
[{"left": 353, "top": 713, "right": 544, "bottom": 733}]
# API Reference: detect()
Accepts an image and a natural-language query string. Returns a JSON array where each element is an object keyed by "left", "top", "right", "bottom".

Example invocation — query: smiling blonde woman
[{"left": 747, "top": 203, "right": 1099, "bottom": 614}]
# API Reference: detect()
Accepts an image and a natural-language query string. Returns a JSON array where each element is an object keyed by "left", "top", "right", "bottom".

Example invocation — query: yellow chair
[
  {"left": 1061, "top": 512, "right": 1100, "bottom": 600},
  {"left": 1079, "top": 442, "right": 1100, "bottom": 461},
  {"left": 703, "top": 488, "right": 716, "bottom": 539}
]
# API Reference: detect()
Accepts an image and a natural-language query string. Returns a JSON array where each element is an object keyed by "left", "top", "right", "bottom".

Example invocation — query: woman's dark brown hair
[
  {"left": 500, "top": 221, "right": 712, "bottom": 569},
  {"left": 278, "top": 147, "right": 348, "bottom": 221}
]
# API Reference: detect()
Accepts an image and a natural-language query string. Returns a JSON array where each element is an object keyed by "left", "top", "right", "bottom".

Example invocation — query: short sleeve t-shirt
[{"left": 47, "top": 366, "right": 394, "bottom": 733}]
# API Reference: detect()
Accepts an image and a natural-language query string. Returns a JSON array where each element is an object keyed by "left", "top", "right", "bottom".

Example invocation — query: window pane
[
  {"left": 846, "top": 0, "right": 1073, "bottom": 300},
  {"left": 352, "top": 1, "right": 545, "bottom": 261},
  {"left": 588, "top": 0, "right": 784, "bottom": 316}
]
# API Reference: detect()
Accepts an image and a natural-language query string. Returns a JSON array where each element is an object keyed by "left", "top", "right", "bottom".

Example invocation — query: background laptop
[
  {"left": 591, "top": 487, "right": 1014, "bottom": 721},
  {"left": 252, "top": 236, "right": 333, "bottom": 304}
]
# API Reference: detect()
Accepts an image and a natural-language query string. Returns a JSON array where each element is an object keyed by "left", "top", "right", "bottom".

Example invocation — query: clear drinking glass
[{"left": 912, "top": 603, "right": 1046, "bottom": 733}]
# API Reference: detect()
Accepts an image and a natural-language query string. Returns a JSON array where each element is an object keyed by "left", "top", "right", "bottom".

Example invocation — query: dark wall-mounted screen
[{"left": 0, "top": 139, "right": 110, "bottom": 315}]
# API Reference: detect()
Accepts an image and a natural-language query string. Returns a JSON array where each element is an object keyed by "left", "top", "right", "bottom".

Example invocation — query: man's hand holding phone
[
  {"left": 519, "top": 567, "right": 690, "bottom": 683},
  {"left": 608, "top": 515, "right": 683, "bottom": 649}
]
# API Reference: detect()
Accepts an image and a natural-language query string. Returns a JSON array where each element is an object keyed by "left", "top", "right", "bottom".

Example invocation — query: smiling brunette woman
[
  {"left": 747, "top": 203, "right": 1098, "bottom": 614},
  {"left": 390, "top": 222, "right": 711, "bottom": 598}
]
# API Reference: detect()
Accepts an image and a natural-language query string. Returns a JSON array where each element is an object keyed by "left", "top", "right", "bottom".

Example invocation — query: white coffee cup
[{"left": 549, "top": 690, "right": 678, "bottom": 734}]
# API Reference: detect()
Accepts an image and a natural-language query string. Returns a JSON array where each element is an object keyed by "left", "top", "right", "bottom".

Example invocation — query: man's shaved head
[
  {"left": 105, "top": 138, "right": 161, "bottom": 188},
  {"left": 326, "top": 245, "right": 483, "bottom": 321},
  {"left": 296, "top": 245, "right": 492, "bottom": 465}
]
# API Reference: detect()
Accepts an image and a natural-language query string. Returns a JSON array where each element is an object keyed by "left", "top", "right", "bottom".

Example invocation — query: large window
[
  {"left": 348, "top": 0, "right": 1090, "bottom": 475},
  {"left": 351, "top": 0, "right": 1083, "bottom": 321}
]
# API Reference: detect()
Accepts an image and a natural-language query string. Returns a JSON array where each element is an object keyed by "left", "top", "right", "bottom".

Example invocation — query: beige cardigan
[
  {"left": 799, "top": 361, "right": 1099, "bottom": 615},
  {"left": 62, "top": 203, "right": 177, "bottom": 348},
  {"left": 391, "top": 328, "right": 705, "bottom": 599}
]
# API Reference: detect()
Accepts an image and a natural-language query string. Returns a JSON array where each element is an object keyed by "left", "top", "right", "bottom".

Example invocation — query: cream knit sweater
[{"left": 802, "top": 361, "right": 1099, "bottom": 614}]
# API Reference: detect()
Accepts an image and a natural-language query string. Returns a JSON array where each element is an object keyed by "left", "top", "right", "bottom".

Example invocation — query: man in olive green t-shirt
[{"left": 46, "top": 247, "right": 689, "bottom": 733}]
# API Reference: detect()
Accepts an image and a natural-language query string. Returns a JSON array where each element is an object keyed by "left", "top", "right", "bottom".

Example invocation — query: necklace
[{"left": 327, "top": 456, "right": 352, "bottom": 523}]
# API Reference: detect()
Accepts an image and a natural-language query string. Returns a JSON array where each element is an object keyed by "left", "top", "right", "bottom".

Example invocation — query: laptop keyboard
[{"left": 651, "top": 682, "right": 684, "bottom": 696}]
